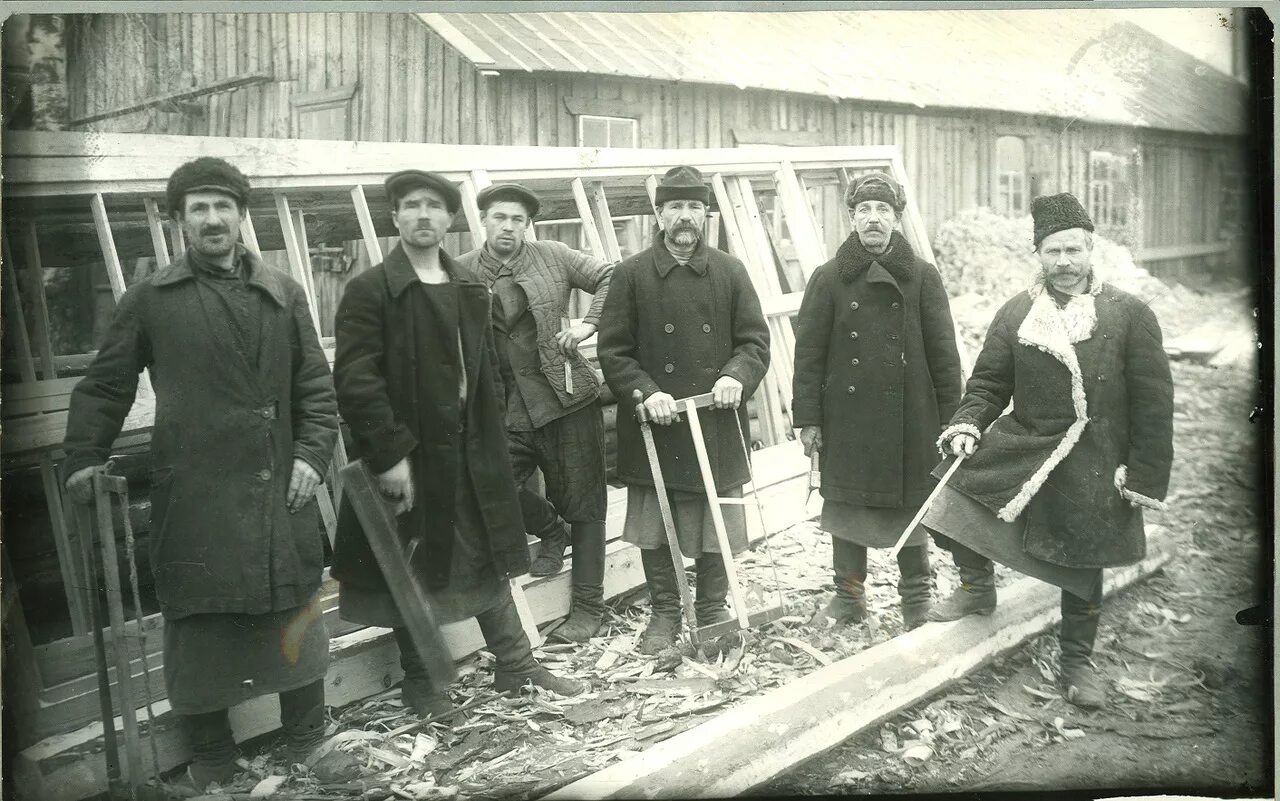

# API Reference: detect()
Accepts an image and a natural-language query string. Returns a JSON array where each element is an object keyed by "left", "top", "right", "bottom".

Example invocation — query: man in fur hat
[
  {"left": 925, "top": 192, "right": 1174, "bottom": 709},
  {"left": 598, "top": 165, "right": 770, "bottom": 654},
  {"left": 63, "top": 157, "right": 351, "bottom": 787},
  {"left": 792, "top": 171, "right": 963, "bottom": 631},
  {"left": 456, "top": 182, "right": 613, "bottom": 642}
]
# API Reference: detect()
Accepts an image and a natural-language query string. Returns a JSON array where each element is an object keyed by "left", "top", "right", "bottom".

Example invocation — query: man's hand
[
  {"left": 799, "top": 426, "right": 823, "bottom": 457},
  {"left": 642, "top": 391, "right": 680, "bottom": 426},
  {"left": 65, "top": 466, "right": 99, "bottom": 505},
  {"left": 711, "top": 375, "right": 744, "bottom": 410},
  {"left": 287, "top": 459, "right": 323, "bottom": 513},
  {"left": 950, "top": 433, "right": 977, "bottom": 457},
  {"left": 554, "top": 322, "right": 596, "bottom": 357},
  {"left": 376, "top": 457, "right": 415, "bottom": 515}
]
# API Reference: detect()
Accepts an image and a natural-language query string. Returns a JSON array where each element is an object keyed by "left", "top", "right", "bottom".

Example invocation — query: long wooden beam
[{"left": 551, "top": 525, "right": 1182, "bottom": 800}]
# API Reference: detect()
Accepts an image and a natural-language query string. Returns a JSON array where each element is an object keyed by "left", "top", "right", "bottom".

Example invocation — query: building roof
[{"left": 417, "top": 10, "right": 1248, "bottom": 136}]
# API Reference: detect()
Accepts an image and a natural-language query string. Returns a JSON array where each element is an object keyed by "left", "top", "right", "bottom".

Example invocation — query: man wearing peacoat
[
  {"left": 925, "top": 193, "right": 1174, "bottom": 710},
  {"left": 792, "top": 171, "right": 963, "bottom": 631},
  {"left": 62, "top": 157, "right": 348, "bottom": 787},
  {"left": 456, "top": 183, "right": 613, "bottom": 643},
  {"left": 598, "top": 165, "right": 770, "bottom": 654},
  {"left": 331, "top": 170, "right": 584, "bottom": 721}
]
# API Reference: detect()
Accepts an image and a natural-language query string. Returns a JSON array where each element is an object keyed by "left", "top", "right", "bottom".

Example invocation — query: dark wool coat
[
  {"left": 330, "top": 245, "right": 530, "bottom": 592},
  {"left": 936, "top": 281, "right": 1174, "bottom": 568},
  {"left": 792, "top": 231, "right": 964, "bottom": 508},
  {"left": 62, "top": 249, "right": 338, "bottom": 620},
  {"left": 598, "top": 237, "right": 770, "bottom": 494}
]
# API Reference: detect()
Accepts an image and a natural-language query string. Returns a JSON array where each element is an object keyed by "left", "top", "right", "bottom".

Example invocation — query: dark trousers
[
  {"left": 182, "top": 679, "right": 325, "bottom": 767},
  {"left": 508, "top": 403, "right": 608, "bottom": 537}
]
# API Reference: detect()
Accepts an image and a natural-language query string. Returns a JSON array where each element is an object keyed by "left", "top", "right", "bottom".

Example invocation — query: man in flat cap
[
  {"left": 598, "top": 165, "right": 770, "bottom": 654},
  {"left": 331, "top": 170, "right": 584, "bottom": 721},
  {"left": 925, "top": 192, "right": 1174, "bottom": 709},
  {"left": 792, "top": 171, "right": 963, "bottom": 631},
  {"left": 63, "top": 157, "right": 347, "bottom": 786},
  {"left": 456, "top": 183, "right": 614, "bottom": 642}
]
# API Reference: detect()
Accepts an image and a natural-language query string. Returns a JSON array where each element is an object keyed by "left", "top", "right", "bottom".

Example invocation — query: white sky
[{"left": 1115, "top": 8, "right": 1236, "bottom": 74}]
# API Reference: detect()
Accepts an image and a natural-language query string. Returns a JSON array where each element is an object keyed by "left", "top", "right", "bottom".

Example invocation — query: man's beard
[
  {"left": 191, "top": 227, "right": 236, "bottom": 257},
  {"left": 667, "top": 224, "right": 701, "bottom": 247}
]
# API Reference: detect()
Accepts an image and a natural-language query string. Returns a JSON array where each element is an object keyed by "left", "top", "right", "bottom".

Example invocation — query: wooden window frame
[
  {"left": 994, "top": 134, "right": 1028, "bottom": 217},
  {"left": 291, "top": 83, "right": 358, "bottom": 140},
  {"left": 576, "top": 113, "right": 639, "bottom": 149}
]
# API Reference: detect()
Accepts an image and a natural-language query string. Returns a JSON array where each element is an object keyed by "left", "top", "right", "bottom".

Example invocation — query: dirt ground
[{"left": 764, "top": 352, "right": 1272, "bottom": 797}]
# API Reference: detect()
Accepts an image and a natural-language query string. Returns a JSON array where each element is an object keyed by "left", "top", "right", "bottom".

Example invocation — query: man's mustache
[{"left": 200, "top": 227, "right": 230, "bottom": 236}]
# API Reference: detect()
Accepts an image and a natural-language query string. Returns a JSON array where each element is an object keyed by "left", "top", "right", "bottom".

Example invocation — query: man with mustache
[
  {"left": 925, "top": 193, "right": 1174, "bottom": 710},
  {"left": 331, "top": 170, "right": 584, "bottom": 722},
  {"left": 456, "top": 184, "right": 613, "bottom": 642},
  {"left": 792, "top": 171, "right": 963, "bottom": 631},
  {"left": 598, "top": 166, "right": 770, "bottom": 654},
  {"left": 62, "top": 157, "right": 349, "bottom": 787}
]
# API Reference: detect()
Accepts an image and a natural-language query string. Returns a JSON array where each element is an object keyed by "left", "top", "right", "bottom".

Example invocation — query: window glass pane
[
  {"left": 609, "top": 118, "right": 638, "bottom": 148},
  {"left": 996, "top": 136, "right": 1026, "bottom": 172},
  {"left": 579, "top": 116, "right": 610, "bottom": 148}
]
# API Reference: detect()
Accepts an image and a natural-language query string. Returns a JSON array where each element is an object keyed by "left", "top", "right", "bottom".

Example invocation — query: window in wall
[
  {"left": 577, "top": 114, "right": 638, "bottom": 148},
  {"left": 1087, "top": 150, "right": 1130, "bottom": 229},
  {"left": 995, "top": 135, "right": 1028, "bottom": 216}
]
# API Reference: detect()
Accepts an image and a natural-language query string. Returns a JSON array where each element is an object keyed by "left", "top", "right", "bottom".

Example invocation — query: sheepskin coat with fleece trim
[{"left": 933, "top": 279, "right": 1174, "bottom": 569}]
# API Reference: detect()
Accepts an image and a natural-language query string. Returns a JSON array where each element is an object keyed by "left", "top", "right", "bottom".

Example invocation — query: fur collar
[
  {"left": 1027, "top": 275, "right": 1103, "bottom": 344},
  {"left": 834, "top": 230, "right": 916, "bottom": 284}
]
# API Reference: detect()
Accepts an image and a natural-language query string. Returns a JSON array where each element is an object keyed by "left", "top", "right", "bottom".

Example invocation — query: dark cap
[
  {"left": 654, "top": 165, "right": 712, "bottom": 207},
  {"left": 476, "top": 183, "right": 540, "bottom": 218},
  {"left": 384, "top": 170, "right": 462, "bottom": 214},
  {"left": 844, "top": 171, "right": 905, "bottom": 213},
  {"left": 1031, "top": 193, "right": 1094, "bottom": 248},
  {"left": 166, "top": 157, "right": 251, "bottom": 217}
]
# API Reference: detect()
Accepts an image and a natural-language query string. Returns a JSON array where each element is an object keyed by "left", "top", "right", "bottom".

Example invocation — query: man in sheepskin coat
[{"left": 925, "top": 192, "right": 1174, "bottom": 710}]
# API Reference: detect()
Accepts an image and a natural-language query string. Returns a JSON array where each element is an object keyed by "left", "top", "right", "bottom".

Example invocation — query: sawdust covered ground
[{"left": 764, "top": 296, "right": 1271, "bottom": 797}]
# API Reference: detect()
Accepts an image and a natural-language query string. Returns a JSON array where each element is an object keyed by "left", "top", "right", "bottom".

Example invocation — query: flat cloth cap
[
  {"left": 1031, "top": 193, "right": 1094, "bottom": 248},
  {"left": 654, "top": 165, "right": 713, "bottom": 207},
  {"left": 384, "top": 170, "right": 462, "bottom": 214},
  {"left": 166, "top": 157, "right": 251, "bottom": 216},
  {"left": 476, "top": 183, "right": 540, "bottom": 217},
  {"left": 844, "top": 171, "right": 905, "bottom": 213}
]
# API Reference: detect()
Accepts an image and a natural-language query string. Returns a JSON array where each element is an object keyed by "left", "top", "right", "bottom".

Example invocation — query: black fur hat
[
  {"left": 1032, "top": 193, "right": 1094, "bottom": 248},
  {"left": 165, "top": 157, "right": 251, "bottom": 217},
  {"left": 654, "top": 165, "right": 712, "bottom": 207},
  {"left": 844, "top": 171, "right": 905, "bottom": 213}
]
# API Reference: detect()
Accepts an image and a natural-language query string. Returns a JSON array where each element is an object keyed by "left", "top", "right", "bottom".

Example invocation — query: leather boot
[
  {"left": 182, "top": 709, "right": 241, "bottom": 790},
  {"left": 279, "top": 680, "right": 362, "bottom": 780},
  {"left": 694, "top": 553, "right": 732, "bottom": 627},
  {"left": 928, "top": 542, "right": 997, "bottom": 621},
  {"left": 638, "top": 546, "right": 683, "bottom": 655},
  {"left": 394, "top": 628, "right": 455, "bottom": 720},
  {"left": 481, "top": 584, "right": 585, "bottom": 697},
  {"left": 896, "top": 545, "right": 933, "bottom": 630},
  {"left": 819, "top": 539, "right": 868, "bottom": 625},
  {"left": 529, "top": 522, "right": 569, "bottom": 578},
  {"left": 551, "top": 522, "right": 607, "bottom": 642},
  {"left": 1059, "top": 583, "right": 1106, "bottom": 709}
]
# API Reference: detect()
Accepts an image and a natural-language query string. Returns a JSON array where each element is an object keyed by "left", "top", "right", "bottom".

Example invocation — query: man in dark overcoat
[
  {"left": 598, "top": 165, "right": 771, "bottom": 654},
  {"left": 62, "top": 158, "right": 346, "bottom": 787},
  {"left": 925, "top": 193, "right": 1174, "bottom": 709},
  {"left": 331, "top": 170, "right": 584, "bottom": 720},
  {"left": 457, "top": 183, "right": 613, "bottom": 642},
  {"left": 792, "top": 172, "right": 963, "bottom": 631}
]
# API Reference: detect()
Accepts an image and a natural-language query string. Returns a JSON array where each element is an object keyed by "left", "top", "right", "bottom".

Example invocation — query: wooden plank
[
  {"left": 458, "top": 177, "right": 486, "bottom": 245},
  {"left": 142, "top": 198, "right": 171, "bottom": 270},
  {"left": 427, "top": 22, "right": 446, "bottom": 143},
  {"left": 273, "top": 193, "right": 323, "bottom": 337},
  {"left": 63, "top": 72, "right": 275, "bottom": 129},
  {"left": 351, "top": 185, "right": 385, "bottom": 265},
  {"left": 589, "top": 181, "right": 623, "bottom": 262},
  {"left": 21, "top": 224, "right": 57, "bottom": 380},
  {"left": 571, "top": 178, "right": 606, "bottom": 260},
  {"left": 551, "top": 525, "right": 1181, "bottom": 800},
  {"left": 240, "top": 209, "right": 262, "bottom": 256},
  {"left": 89, "top": 194, "right": 128, "bottom": 300},
  {"left": 1136, "top": 241, "right": 1230, "bottom": 263},
  {"left": 405, "top": 22, "right": 427, "bottom": 141}
]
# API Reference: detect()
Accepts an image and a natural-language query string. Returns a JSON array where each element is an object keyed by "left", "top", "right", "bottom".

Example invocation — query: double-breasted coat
[
  {"left": 597, "top": 237, "right": 770, "bottom": 494},
  {"left": 936, "top": 280, "right": 1174, "bottom": 568},
  {"left": 62, "top": 248, "right": 338, "bottom": 620},
  {"left": 330, "top": 245, "right": 530, "bottom": 593}
]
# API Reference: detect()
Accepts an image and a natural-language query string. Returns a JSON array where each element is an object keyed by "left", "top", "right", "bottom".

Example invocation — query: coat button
[
  {"left": 1097, "top": 375, "right": 1107, "bottom": 382},
  {"left": 849, "top": 301, "right": 860, "bottom": 310},
  {"left": 850, "top": 358, "right": 860, "bottom": 366},
  {"left": 891, "top": 301, "right": 901, "bottom": 309},
  {"left": 846, "top": 385, "right": 856, "bottom": 394},
  {"left": 849, "top": 331, "right": 858, "bottom": 340},
  {"left": 664, "top": 363, "right": 675, "bottom": 373},
  {"left": 889, "top": 333, "right": 899, "bottom": 340},
  {"left": 258, "top": 469, "right": 272, "bottom": 481},
  {"left": 664, "top": 323, "right": 675, "bottom": 334},
  {"left": 260, "top": 407, "right": 272, "bottom": 419},
  {"left": 509, "top": 332, "right": 518, "bottom": 339},
  {"left": 702, "top": 323, "right": 711, "bottom": 333}
]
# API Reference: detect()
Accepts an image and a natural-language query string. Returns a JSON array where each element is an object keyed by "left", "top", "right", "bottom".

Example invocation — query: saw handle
[{"left": 633, "top": 389, "right": 718, "bottom": 423}]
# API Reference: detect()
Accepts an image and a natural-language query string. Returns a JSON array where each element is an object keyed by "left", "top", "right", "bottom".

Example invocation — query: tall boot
[
  {"left": 526, "top": 492, "right": 569, "bottom": 578},
  {"left": 280, "top": 679, "right": 362, "bottom": 780},
  {"left": 819, "top": 539, "right": 868, "bottom": 625},
  {"left": 638, "top": 545, "right": 683, "bottom": 654},
  {"left": 694, "top": 553, "right": 732, "bottom": 627},
  {"left": 928, "top": 541, "right": 997, "bottom": 621},
  {"left": 552, "top": 521, "right": 607, "bottom": 642},
  {"left": 482, "top": 585, "right": 585, "bottom": 697},
  {"left": 896, "top": 545, "right": 933, "bottom": 630},
  {"left": 182, "top": 708, "right": 241, "bottom": 790},
  {"left": 393, "top": 627, "right": 455, "bottom": 719},
  {"left": 1059, "top": 580, "right": 1106, "bottom": 709}
]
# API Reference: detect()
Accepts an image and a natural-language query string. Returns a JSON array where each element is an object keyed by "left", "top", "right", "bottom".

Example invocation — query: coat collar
[
  {"left": 834, "top": 230, "right": 916, "bottom": 286},
  {"left": 152, "top": 245, "right": 288, "bottom": 307},
  {"left": 653, "top": 235, "right": 709, "bottom": 279},
  {"left": 384, "top": 243, "right": 473, "bottom": 297}
]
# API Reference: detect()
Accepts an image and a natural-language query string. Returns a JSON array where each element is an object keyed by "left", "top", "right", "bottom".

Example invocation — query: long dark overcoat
[
  {"left": 330, "top": 245, "right": 530, "bottom": 592},
  {"left": 597, "top": 237, "right": 770, "bottom": 494},
  {"left": 62, "top": 249, "right": 338, "bottom": 619},
  {"left": 792, "top": 231, "right": 964, "bottom": 508},
  {"left": 936, "top": 281, "right": 1174, "bottom": 568}
]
